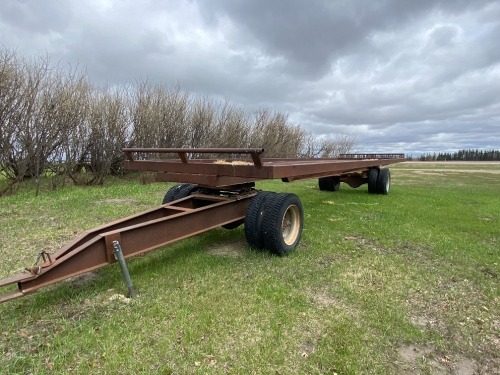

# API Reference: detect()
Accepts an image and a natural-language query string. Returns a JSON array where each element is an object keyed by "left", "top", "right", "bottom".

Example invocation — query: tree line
[
  {"left": 0, "top": 47, "right": 354, "bottom": 195},
  {"left": 414, "top": 149, "right": 500, "bottom": 161}
]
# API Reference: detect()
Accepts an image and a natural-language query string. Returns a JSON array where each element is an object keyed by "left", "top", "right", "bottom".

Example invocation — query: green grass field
[{"left": 0, "top": 163, "right": 498, "bottom": 374}]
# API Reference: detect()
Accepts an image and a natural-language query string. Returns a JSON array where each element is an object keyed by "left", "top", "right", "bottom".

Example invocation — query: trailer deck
[
  {"left": 0, "top": 148, "right": 404, "bottom": 303},
  {"left": 123, "top": 148, "right": 404, "bottom": 187}
]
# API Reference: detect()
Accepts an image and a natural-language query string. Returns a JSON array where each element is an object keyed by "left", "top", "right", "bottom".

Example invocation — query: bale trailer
[{"left": 0, "top": 148, "right": 404, "bottom": 303}]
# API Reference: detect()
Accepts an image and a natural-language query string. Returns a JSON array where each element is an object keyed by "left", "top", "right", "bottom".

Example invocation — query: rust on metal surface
[
  {"left": 0, "top": 191, "right": 256, "bottom": 303},
  {"left": 123, "top": 148, "right": 404, "bottom": 188},
  {"left": 123, "top": 148, "right": 264, "bottom": 163}
]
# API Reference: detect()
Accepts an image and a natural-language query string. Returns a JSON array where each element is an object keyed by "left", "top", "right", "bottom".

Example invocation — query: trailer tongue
[{"left": 0, "top": 148, "right": 404, "bottom": 303}]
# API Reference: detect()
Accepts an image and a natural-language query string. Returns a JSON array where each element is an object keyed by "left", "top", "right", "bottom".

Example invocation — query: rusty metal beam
[
  {"left": 124, "top": 156, "right": 403, "bottom": 186},
  {"left": 0, "top": 192, "right": 256, "bottom": 303},
  {"left": 155, "top": 172, "right": 259, "bottom": 188},
  {"left": 123, "top": 148, "right": 265, "bottom": 165}
]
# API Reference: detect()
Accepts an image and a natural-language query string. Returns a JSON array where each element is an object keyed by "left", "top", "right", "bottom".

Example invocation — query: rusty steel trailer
[{"left": 0, "top": 148, "right": 404, "bottom": 303}]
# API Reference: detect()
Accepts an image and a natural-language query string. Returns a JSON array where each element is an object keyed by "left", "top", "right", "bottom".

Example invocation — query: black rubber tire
[
  {"left": 368, "top": 168, "right": 379, "bottom": 194},
  {"left": 244, "top": 191, "right": 277, "bottom": 249},
  {"left": 262, "top": 193, "right": 303, "bottom": 256},
  {"left": 162, "top": 183, "right": 198, "bottom": 204},
  {"left": 376, "top": 168, "right": 391, "bottom": 195},
  {"left": 318, "top": 176, "right": 341, "bottom": 191}
]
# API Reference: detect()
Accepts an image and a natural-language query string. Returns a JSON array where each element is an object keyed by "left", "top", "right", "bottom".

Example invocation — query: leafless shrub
[
  {"left": 129, "top": 82, "right": 189, "bottom": 158},
  {"left": 1, "top": 47, "right": 357, "bottom": 195},
  {"left": 208, "top": 100, "right": 250, "bottom": 149},
  {"left": 318, "top": 134, "right": 357, "bottom": 158},
  {"left": 248, "top": 109, "right": 307, "bottom": 158},
  {"left": 187, "top": 94, "right": 217, "bottom": 154},
  {"left": 302, "top": 134, "right": 356, "bottom": 158},
  {"left": 56, "top": 80, "right": 92, "bottom": 185},
  {"left": 0, "top": 53, "right": 58, "bottom": 195},
  {"left": 0, "top": 48, "right": 23, "bottom": 194},
  {"left": 67, "top": 88, "right": 130, "bottom": 185}
]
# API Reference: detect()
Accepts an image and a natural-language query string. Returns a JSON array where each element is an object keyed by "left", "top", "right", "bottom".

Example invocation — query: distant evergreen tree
[{"left": 417, "top": 149, "right": 500, "bottom": 161}]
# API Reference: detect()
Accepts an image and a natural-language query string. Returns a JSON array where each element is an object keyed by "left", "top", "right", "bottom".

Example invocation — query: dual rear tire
[
  {"left": 164, "top": 188, "right": 305, "bottom": 255},
  {"left": 367, "top": 168, "right": 391, "bottom": 195},
  {"left": 244, "top": 192, "right": 303, "bottom": 256},
  {"left": 318, "top": 176, "right": 340, "bottom": 191}
]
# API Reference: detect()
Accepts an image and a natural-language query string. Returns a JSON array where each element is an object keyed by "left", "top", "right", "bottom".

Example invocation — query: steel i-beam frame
[{"left": 0, "top": 191, "right": 256, "bottom": 303}]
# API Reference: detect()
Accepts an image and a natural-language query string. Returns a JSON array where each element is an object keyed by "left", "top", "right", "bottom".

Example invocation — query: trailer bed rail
[{"left": 123, "top": 148, "right": 404, "bottom": 188}]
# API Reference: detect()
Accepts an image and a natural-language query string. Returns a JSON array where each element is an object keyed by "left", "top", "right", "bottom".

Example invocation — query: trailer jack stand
[{"left": 113, "top": 241, "right": 136, "bottom": 299}]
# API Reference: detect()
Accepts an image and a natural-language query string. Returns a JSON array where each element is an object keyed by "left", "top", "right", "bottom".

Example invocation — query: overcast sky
[{"left": 1, "top": 0, "right": 499, "bottom": 154}]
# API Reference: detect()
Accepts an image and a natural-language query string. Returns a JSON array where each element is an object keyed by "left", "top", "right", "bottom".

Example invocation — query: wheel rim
[
  {"left": 385, "top": 174, "right": 391, "bottom": 193},
  {"left": 282, "top": 205, "right": 301, "bottom": 246}
]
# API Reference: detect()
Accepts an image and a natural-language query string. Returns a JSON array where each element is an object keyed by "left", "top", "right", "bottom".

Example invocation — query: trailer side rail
[{"left": 123, "top": 148, "right": 405, "bottom": 188}]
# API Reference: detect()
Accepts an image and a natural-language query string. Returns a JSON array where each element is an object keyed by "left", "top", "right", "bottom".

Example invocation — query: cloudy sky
[{"left": 1, "top": 0, "right": 499, "bottom": 154}]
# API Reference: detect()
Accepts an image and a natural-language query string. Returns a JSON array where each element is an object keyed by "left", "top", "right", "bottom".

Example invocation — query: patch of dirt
[
  {"left": 108, "top": 293, "right": 131, "bottom": 304},
  {"left": 307, "top": 289, "right": 338, "bottom": 308},
  {"left": 410, "top": 315, "right": 436, "bottom": 329},
  {"left": 403, "top": 168, "right": 500, "bottom": 174},
  {"left": 65, "top": 271, "right": 100, "bottom": 288},
  {"left": 479, "top": 216, "right": 496, "bottom": 221},
  {"left": 397, "top": 343, "right": 434, "bottom": 364},
  {"left": 406, "top": 277, "right": 500, "bottom": 374},
  {"left": 304, "top": 288, "right": 363, "bottom": 326},
  {"left": 316, "top": 253, "right": 351, "bottom": 267},
  {"left": 293, "top": 313, "right": 323, "bottom": 361},
  {"left": 300, "top": 340, "right": 316, "bottom": 358},
  {"left": 54, "top": 288, "right": 134, "bottom": 322},
  {"left": 414, "top": 170, "right": 448, "bottom": 176},
  {"left": 97, "top": 198, "right": 138, "bottom": 205},
  {"left": 395, "top": 344, "right": 478, "bottom": 375},
  {"left": 343, "top": 235, "right": 385, "bottom": 253},
  {"left": 452, "top": 358, "right": 478, "bottom": 375},
  {"left": 205, "top": 239, "right": 246, "bottom": 257}
]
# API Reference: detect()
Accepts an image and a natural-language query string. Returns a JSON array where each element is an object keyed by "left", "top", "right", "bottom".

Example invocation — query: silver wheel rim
[{"left": 282, "top": 205, "right": 301, "bottom": 245}]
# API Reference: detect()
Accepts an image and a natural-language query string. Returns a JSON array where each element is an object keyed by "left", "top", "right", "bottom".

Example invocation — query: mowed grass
[{"left": 0, "top": 164, "right": 498, "bottom": 374}]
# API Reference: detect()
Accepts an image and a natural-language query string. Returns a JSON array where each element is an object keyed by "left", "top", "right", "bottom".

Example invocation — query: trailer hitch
[{"left": 25, "top": 251, "right": 54, "bottom": 275}]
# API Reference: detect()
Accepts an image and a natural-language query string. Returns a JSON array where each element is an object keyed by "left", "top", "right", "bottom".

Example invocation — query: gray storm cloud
[{"left": 1, "top": 0, "right": 499, "bottom": 154}]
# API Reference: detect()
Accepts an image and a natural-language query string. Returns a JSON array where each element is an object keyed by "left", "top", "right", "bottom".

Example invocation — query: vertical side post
[{"left": 112, "top": 241, "right": 136, "bottom": 298}]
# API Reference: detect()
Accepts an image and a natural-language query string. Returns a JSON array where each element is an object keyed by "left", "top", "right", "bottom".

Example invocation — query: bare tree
[
  {"left": 0, "top": 54, "right": 52, "bottom": 194},
  {"left": 209, "top": 100, "right": 250, "bottom": 149},
  {"left": 248, "top": 109, "right": 307, "bottom": 158},
  {"left": 66, "top": 88, "right": 130, "bottom": 185},
  {"left": 130, "top": 82, "right": 190, "bottom": 157},
  {"left": 301, "top": 134, "right": 356, "bottom": 158},
  {"left": 1, "top": 47, "right": 358, "bottom": 195},
  {"left": 187, "top": 94, "right": 217, "bottom": 153},
  {"left": 0, "top": 48, "right": 24, "bottom": 194}
]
